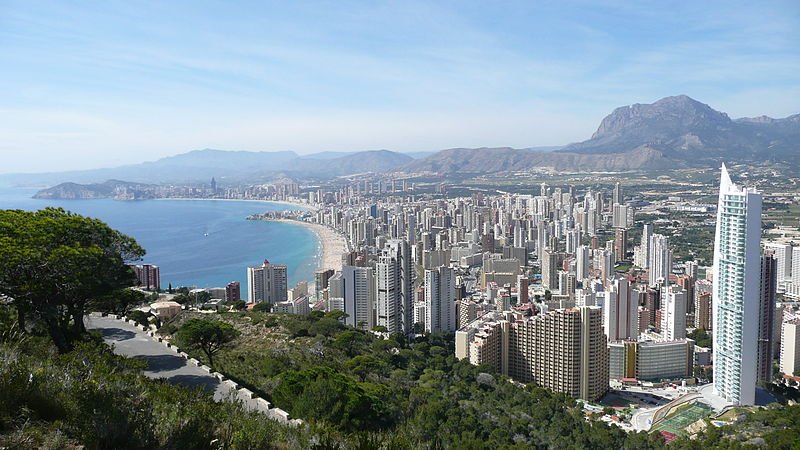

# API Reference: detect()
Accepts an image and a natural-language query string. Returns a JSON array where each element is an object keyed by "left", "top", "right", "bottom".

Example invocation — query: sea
[{"left": 0, "top": 186, "right": 319, "bottom": 289}]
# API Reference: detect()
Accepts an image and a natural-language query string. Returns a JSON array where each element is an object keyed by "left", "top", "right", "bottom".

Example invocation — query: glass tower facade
[{"left": 712, "top": 164, "right": 762, "bottom": 406}]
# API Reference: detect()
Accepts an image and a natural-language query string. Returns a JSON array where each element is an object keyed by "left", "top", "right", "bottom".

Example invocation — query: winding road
[{"left": 84, "top": 315, "right": 275, "bottom": 415}]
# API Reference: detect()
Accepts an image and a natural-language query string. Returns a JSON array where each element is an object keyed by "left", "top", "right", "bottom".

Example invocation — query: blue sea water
[{"left": 0, "top": 186, "right": 319, "bottom": 289}]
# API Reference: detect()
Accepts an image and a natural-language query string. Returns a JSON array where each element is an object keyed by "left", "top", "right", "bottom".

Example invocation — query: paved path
[{"left": 85, "top": 315, "right": 273, "bottom": 414}]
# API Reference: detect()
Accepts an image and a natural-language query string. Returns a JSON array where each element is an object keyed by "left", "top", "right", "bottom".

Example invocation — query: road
[{"left": 84, "top": 315, "right": 272, "bottom": 414}]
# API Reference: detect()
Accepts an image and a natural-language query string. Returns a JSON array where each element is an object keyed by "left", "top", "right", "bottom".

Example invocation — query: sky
[{"left": 0, "top": 1, "right": 798, "bottom": 173}]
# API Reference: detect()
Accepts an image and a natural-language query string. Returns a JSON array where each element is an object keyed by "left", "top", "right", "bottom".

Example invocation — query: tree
[
  {"left": 0, "top": 208, "right": 144, "bottom": 352},
  {"left": 252, "top": 302, "right": 271, "bottom": 312},
  {"left": 172, "top": 293, "right": 192, "bottom": 304},
  {"left": 345, "top": 355, "right": 386, "bottom": 381},
  {"left": 688, "top": 328, "right": 712, "bottom": 349},
  {"left": 175, "top": 318, "right": 239, "bottom": 368},
  {"left": 90, "top": 288, "right": 146, "bottom": 316},
  {"left": 194, "top": 290, "right": 212, "bottom": 305},
  {"left": 325, "top": 310, "right": 348, "bottom": 321},
  {"left": 309, "top": 317, "right": 345, "bottom": 336},
  {"left": 127, "top": 310, "right": 150, "bottom": 327},
  {"left": 334, "top": 330, "right": 370, "bottom": 356},
  {"left": 230, "top": 300, "right": 247, "bottom": 310}
]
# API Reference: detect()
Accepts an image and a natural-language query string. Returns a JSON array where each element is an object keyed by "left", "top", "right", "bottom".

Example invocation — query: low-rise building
[
  {"left": 150, "top": 301, "right": 182, "bottom": 320},
  {"left": 609, "top": 339, "right": 694, "bottom": 382}
]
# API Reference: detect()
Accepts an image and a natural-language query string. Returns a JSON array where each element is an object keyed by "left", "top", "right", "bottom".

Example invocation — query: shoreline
[{"left": 270, "top": 219, "right": 348, "bottom": 274}]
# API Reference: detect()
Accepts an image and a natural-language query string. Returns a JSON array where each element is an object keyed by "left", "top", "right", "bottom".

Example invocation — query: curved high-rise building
[{"left": 712, "top": 164, "right": 762, "bottom": 406}]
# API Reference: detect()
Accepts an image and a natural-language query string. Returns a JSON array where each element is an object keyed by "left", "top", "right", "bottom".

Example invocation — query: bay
[{"left": 0, "top": 186, "right": 319, "bottom": 290}]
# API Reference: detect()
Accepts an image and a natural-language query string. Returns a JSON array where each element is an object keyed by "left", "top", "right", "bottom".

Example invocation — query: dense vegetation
[
  {"left": 0, "top": 306, "right": 304, "bottom": 449},
  {"left": 166, "top": 311, "right": 666, "bottom": 448},
  {"left": 166, "top": 310, "right": 800, "bottom": 449}
]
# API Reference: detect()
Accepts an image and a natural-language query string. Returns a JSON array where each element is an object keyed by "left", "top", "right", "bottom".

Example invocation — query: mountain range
[
  {"left": 7, "top": 95, "right": 799, "bottom": 188},
  {"left": 405, "top": 95, "right": 798, "bottom": 173}
]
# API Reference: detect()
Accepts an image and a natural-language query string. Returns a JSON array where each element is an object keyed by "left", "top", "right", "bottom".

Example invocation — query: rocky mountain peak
[{"left": 591, "top": 95, "right": 731, "bottom": 139}]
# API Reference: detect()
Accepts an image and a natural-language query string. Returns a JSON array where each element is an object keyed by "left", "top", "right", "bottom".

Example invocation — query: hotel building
[{"left": 456, "top": 307, "right": 608, "bottom": 402}]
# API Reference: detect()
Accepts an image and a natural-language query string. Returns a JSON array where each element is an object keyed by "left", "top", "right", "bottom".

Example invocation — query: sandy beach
[{"left": 271, "top": 219, "right": 348, "bottom": 273}]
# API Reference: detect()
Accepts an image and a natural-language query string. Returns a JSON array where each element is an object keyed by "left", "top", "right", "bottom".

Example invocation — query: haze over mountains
[{"left": 9, "top": 95, "right": 800, "bottom": 188}]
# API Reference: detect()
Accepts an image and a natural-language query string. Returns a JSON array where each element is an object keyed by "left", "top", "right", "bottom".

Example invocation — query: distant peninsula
[{"left": 33, "top": 180, "right": 157, "bottom": 200}]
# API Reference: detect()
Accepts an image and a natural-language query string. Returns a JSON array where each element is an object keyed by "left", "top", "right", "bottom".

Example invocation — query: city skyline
[{"left": 1, "top": 1, "right": 798, "bottom": 173}]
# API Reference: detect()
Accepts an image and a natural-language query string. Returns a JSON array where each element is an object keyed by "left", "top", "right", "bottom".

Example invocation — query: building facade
[
  {"left": 712, "top": 164, "right": 762, "bottom": 406},
  {"left": 609, "top": 339, "right": 695, "bottom": 382},
  {"left": 247, "top": 260, "right": 288, "bottom": 305},
  {"left": 130, "top": 264, "right": 160, "bottom": 291},
  {"left": 780, "top": 319, "right": 800, "bottom": 376},
  {"left": 458, "top": 307, "right": 608, "bottom": 402},
  {"left": 377, "top": 239, "right": 412, "bottom": 335},
  {"left": 424, "top": 266, "right": 457, "bottom": 333}
]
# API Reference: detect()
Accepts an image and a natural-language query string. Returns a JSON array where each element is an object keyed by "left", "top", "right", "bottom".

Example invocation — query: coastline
[{"left": 271, "top": 219, "right": 348, "bottom": 273}]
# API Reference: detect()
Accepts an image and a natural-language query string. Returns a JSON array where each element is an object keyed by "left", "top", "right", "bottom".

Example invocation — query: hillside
[
  {"left": 403, "top": 146, "right": 676, "bottom": 173},
  {"left": 160, "top": 310, "right": 662, "bottom": 448},
  {"left": 0, "top": 328, "right": 300, "bottom": 448},
  {"left": 32, "top": 179, "right": 157, "bottom": 200},
  {"left": 299, "top": 149, "right": 413, "bottom": 175}
]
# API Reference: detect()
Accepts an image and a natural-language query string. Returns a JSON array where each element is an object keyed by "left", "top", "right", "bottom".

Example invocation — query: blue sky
[{"left": 1, "top": 0, "right": 798, "bottom": 173}]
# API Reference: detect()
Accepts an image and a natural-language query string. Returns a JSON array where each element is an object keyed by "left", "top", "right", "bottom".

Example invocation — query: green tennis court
[{"left": 651, "top": 402, "right": 714, "bottom": 436}]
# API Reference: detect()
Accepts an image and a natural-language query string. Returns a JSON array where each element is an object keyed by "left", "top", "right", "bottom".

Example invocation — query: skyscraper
[
  {"left": 614, "top": 227, "right": 628, "bottom": 261},
  {"left": 612, "top": 181, "right": 623, "bottom": 206},
  {"left": 649, "top": 234, "right": 672, "bottom": 287},
  {"left": 247, "top": 260, "right": 288, "bottom": 305},
  {"left": 604, "top": 277, "right": 638, "bottom": 342},
  {"left": 377, "top": 239, "right": 413, "bottom": 335},
  {"left": 764, "top": 243, "right": 792, "bottom": 284},
  {"left": 541, "top": 247, "right": 559, "bottom": 290},
  {"left": 756, "top": 255, "right": 777, "bottom": 384},
  {"left": 780, "top": 319, "right": 800, "bottom": 376},
  {"left": 424, "top": 266, "right": 457, "bottom": 333},
  {"left": 712, "top": 164, "right": 762, "bottom": 406},
  {"left": 661, "top": 285, "right": 687, "bottom": 341},
  {"left": 330, "top": 266, "right": 376, "bottom": 330},
  {"left": 314, "top": 269, "right": 335, "bottom": 301},
  {"left": 612, "top": 204, "right": 629, "bottom": 229},
  {"left": 576, "top": 245, "right": 590, "bottom": 281},
  {"left": 636, "top": 223, "right": 653, "bottom": 269},
  {"left": 517, "top": 275, "right": 529, "bottom": 304}
]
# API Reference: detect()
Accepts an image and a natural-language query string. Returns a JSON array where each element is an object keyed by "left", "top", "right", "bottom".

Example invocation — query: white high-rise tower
[
  {"left": 649, "top": 234, "right": 672, "bottom": 287},
  {"left": 661, "top": 285, "right": 687, "bottom": 341},
  {"left": 247, "top": 260, "right": 288, "bottom": 305},
  {"left": 712, "top": 164, "right": 762, "bottom": 406},
  {"left": 424, "top": 266, "right": 457, "bottom": 333},
  {"left": 377, "top": 239, "right": 413, "bottom": 335},
  {"left": 603, "top": 277, "right": 638, "bottom": 342}
]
